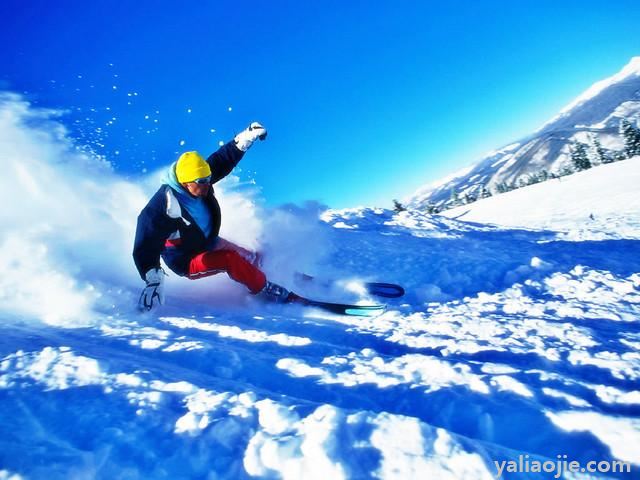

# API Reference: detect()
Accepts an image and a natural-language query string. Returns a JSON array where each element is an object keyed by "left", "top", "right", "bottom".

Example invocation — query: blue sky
[{"left": 2, "top": 1, "right": 639, "bottom": 208}]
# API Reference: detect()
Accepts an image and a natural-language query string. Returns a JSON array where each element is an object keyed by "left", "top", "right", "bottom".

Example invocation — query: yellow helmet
[{"left": 175, "top": 151, "right": 211, "bottom": 183}]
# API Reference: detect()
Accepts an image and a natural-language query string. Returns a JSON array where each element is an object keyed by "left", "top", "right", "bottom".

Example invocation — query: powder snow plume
[{"left": 0, "top": 92, "right": 145, "bottom": 326}]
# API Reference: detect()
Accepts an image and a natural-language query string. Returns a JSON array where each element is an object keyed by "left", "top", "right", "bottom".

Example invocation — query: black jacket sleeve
[
  {"left": 132, "top": 188, "right": 177, "bottom": 280},
  {"left": 207, "top": 140, "right": 245, "bottom": 184}
]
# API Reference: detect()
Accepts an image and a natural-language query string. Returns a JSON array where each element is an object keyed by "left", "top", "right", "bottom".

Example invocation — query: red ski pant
[{"left": 187, "top": 238, "right": 266, "bottom": 294}]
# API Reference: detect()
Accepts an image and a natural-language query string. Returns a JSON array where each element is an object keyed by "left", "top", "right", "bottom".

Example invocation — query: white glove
[
  {"left": 138, "top": 268, "right": 165, "bottom": 311},
  {"left": 234, "top": 122, "right": 267, "bottom": 152}
]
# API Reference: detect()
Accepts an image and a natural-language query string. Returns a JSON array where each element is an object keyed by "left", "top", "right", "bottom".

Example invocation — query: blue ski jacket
[{"left": 133, "top": 141, "right": 244, "bottom": 280}]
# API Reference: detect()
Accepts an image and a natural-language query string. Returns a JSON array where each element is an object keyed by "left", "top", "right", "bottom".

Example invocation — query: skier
[{"left": 133, "top": 122, "right": 290, "bottom": 311}]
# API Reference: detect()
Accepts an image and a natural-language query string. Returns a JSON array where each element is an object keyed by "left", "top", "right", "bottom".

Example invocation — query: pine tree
[
  {"left": 570, "top": 142, "right": 591, "bottom": 171},
  {"left": 526, "top": 173, "right": 541, "bottom": 186},
  {"left": 449, "top": 188, "right": 459, "bottom": 207},
  {"left": 591, "top": 136, "right": 611, "bottom": 164},
  {"left": 496, "top": 183, "right": 505, "bottom": 194},
  {"left": 613, "top": 150, "right": 627, "bottom": 162},
  {"left": 620, "top": 119, "right": 640, "bottom": 158},
  {"left": 559, "top": 164, "right": 574, "bottom": 177},
  {"left": 393, "top": 199, "right": 406, "bottom": 213},
  {"left": 425, "top": 202, "right": 440, "bottom": 214}
]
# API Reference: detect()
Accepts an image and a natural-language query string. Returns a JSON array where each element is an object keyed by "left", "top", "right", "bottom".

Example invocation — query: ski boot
[{"left": 258, "top": 281, "right": 291, "bottom": 303}]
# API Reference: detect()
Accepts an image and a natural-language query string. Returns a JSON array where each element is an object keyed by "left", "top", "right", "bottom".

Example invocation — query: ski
[
  {"left": 286, "top": 293, "right": 385, "bottom": 317},
  {"left": 294, "top": 272, "right": 405, "bottom": 299}
]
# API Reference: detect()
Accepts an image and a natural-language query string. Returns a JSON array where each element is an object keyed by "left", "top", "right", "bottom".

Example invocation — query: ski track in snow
[{"left": 1, "top": 93, "right": 639, "bottom": 479}]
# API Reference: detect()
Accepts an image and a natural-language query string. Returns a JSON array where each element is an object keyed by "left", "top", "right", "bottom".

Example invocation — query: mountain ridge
[{"left": 406, "top": 57, "right": 640, "bottom": 210}]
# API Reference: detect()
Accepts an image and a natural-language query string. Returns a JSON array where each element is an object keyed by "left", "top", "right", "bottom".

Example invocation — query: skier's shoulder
[
  {"left": 142, "top": 185, "right": 183, "bottom": 220},
  {"left": 145, "top": 184, "right": 171, "bottom": 210}
]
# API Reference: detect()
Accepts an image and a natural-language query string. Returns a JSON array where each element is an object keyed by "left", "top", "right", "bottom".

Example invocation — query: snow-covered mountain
[
  {"left": 407, "top": 57, "right": 640, "bottom": 210},
  {"left": 1, "top": 92, "right": 640, "bottom": 479}
]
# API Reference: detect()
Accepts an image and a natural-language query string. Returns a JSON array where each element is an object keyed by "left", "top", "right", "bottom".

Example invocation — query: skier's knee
[{"left": 222, "top": 249, "right": 243, "bottom": 267}]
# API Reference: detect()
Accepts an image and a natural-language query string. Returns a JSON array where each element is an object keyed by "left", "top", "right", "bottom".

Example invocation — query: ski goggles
[{"left": 192, "top": 175, "right": 212, "bottom": 185}]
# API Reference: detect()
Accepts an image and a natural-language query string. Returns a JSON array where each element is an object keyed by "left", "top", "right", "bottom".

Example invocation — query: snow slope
[
  {"left": 1, "top": 93, "right": 639, "bottom": 479},
  {"left": 441, "top": 156, "right": 640, "bottom": 241},
  {"left": 407, "top": 57, "right": 640, "bottom": 210}
]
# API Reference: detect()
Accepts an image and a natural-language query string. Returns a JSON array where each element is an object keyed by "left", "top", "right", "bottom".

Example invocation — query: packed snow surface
[{"left": 0, "top": 93, "right": 639, "bottom": 479}]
